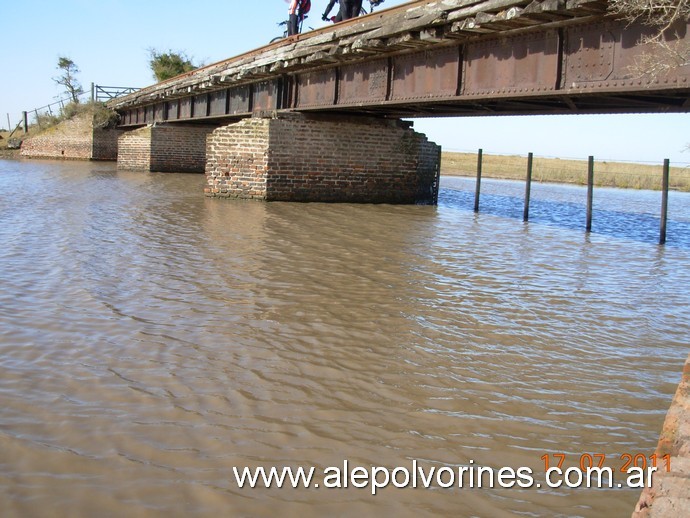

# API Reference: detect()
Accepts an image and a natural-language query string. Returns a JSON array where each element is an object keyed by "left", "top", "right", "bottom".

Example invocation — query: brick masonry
[
  {"left": 117, "top": 123, "right": 216, "bottom": 172},
  {"left": 20, "top": 116, "right": 124, "bottom": 161},
  {"left": 92, "top": 127, "right": 125, "bottom": 160},
  {"left": 117, "top": 126, "right": 152, "bottom": 170},
  {"left": 205, "top": 113, "right": 441, "bottom": 204},
  {"left": 633, "top": 353, "right": 690, "bottom": 517}
]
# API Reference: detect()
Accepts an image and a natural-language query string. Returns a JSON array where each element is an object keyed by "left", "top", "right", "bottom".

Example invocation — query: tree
[
  {"left": 148, "top": 49, "right": 199, "bottom": 82},
  {"left": 53, "top": 56, "right": 84, "bottom": 103},
  {"left": 608, "top": 0, "right": 690, "bottom": 79}
]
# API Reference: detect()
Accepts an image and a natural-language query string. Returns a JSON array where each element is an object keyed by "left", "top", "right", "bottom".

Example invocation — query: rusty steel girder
[
  {"left": 339, "top": 59, "right": 389, "bottom": 105},
  {"left": 390, "top": 47, "right": 461, "bottom": 101},
  {"left": 297, "top": 69, "right": 337, "bottom": 108},
  {"left": 563, "top": 20, "right": 690, "bottom": 92},
  {"left": 463, "top": 30, "right": 561, "bottom": 97},
  {"left": 116, "top": 18, "right": 690, "bottom": 126}
]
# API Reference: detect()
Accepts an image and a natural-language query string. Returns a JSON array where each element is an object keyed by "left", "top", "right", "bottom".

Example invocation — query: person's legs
[
  {"left": 287, "top": 13, "right": 298, "bottom": 35},
  {"left": 340, "top": 0, "right": 353, "bottom": 20},
  {"left": 352, "top": 0, "right": 363, "bottom": 16}
]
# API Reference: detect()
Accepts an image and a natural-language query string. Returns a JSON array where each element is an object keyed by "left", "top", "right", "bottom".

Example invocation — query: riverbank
[
  {"left": 3, "top": 129, "right": 688, "bottom": 192},
  {"left": 633, "top": 353, "right": 690, "bottom": 517},
  {"left": 441, "top": 151, "right": 690, "bottom": 192}
]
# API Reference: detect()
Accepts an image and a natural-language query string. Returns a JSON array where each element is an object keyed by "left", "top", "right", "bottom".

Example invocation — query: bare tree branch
[
  {"left": 608, "top": 0, "right": 690, "bottom": 79},
  {"left": 609, "top": 0, "right": 690, "bottom": 26}
]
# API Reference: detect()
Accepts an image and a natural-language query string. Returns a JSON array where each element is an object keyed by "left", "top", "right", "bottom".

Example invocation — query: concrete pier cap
[{"left": 204, "top": 112, "right": 441, "bottom": 204}]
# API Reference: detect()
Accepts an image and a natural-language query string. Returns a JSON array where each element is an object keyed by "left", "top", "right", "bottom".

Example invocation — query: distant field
[
  {"left": 441, "top": 151, "right": 690, "bottom": 192},
  {"left": 3, "top": 132, "right": 689, "bottom": 192}
]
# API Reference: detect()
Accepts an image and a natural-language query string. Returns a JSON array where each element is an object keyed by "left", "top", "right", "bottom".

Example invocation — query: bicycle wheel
[{"left": 270, "top": 36, "right": 284, "bottom": 43}]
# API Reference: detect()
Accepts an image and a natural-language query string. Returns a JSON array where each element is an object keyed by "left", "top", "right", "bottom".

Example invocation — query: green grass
[{"left": 441, "top": 151, "right": 690, "bottom": 192}]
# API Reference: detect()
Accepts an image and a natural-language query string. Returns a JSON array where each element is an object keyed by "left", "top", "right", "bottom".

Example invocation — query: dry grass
[{"left": 441, "top": 151, "right": 690, "bottom": 192}]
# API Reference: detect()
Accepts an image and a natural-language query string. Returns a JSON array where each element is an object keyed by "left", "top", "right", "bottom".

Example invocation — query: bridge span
[{"left": 106, "top": 0, "right": 690, "bottom": 203}]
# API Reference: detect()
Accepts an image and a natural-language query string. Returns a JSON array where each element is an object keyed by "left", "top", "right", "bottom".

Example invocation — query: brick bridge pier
[
  {"left": 115, "top": 113, "right": 441, "bottom": 204},
  {"left": 108, "top": 0, "right": 690, "bottom": 205}
]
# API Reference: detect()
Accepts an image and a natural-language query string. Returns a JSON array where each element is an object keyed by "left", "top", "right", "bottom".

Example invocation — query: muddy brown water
[{"left": 1, "top": 159, "right": 689, "bottom": 517}]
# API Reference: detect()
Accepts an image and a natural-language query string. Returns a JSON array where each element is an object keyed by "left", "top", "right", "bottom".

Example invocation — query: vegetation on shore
[
  {"left": 0, "top": 101, "right": 119, "bottom": 157},
  {"left": 441, "top": 151, "right": 690, "bottom": 192},
  {"left": 2, "top": 124, "right": 687, "bottom": 193}
]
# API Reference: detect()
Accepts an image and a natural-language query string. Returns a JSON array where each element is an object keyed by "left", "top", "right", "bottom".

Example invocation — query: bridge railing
[{"left": 92, "top": 84, "right": 139, "bottom": 102}]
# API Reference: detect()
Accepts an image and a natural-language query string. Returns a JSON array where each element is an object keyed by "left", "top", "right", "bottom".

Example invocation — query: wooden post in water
[
  {"left": 474, "top": 148, "right": 483, "bottom": 213},
  {"left": 660, "top": 159, "right": 670, "bottom": 245},
  {"left": 523, "top": 152, "right": 533, "bottom": 222},
  {"left": 586, "top": 156, "right": 594, "bottom": 232}
]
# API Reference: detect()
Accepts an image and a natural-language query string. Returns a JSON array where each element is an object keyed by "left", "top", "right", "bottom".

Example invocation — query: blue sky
[{"left": 1, "top": 0, "right": 688, "bottom": 164}]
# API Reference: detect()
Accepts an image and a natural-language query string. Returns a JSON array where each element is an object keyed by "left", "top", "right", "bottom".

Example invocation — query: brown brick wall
[
  {"left": 20, "top": 116, "right": 124, "bottom": 161},
  {"left": 150, "top": 124, "right": 215, "bottom": 172},
  {"left": 205, "top": 118, "right": 270, "bottom": 198},
  {"left": 117, "top": 126, "right": 152, "bottom": 170},
  {"left": 417, "top": 138, "right": 442, "bottom": 204},
  {"left": 118, "top": 124, "right": 214, "bottom": 172},
  {"left": 205, "top": 113, "right": 440, "bottom": 204},
  {"left": 92, "top": 128, "right": 125, "bottom": 160},
  {"left": 20, "top": 117, "right": 92, "bottom": 160}
]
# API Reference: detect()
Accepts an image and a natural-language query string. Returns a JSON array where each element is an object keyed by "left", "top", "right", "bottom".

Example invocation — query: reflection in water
[{"left": 0, "top": 160, "right": 689, "bottom": 517}]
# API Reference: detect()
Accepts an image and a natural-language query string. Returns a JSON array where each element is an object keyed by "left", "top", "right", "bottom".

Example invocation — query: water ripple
[{"left": 0, "top": 160, "right": 689, "bottom": 517}]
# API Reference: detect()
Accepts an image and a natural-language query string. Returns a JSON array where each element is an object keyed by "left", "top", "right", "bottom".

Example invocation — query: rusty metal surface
[
  {"left": 253, "top": 80, "right": 280, "bottom": 112},
  {"left": 209, "top": 91, "right": 227, "bottom": 116},
  {"left": 154, "top": 103, "right": 166, "bottom": 122},
  {"left": 179, "top": 98, "right": 192, "bottom": 119},
  {"left": 112, "top": 4, "right": 690, "bottom": 126},
  {"left": 229, "top": 86, "right": 251, "bottom": 115},
  {"left": 563, "top": 19, "right": 690, "bottom": 92},
  {"left": 338, "top": 59, "right": 389, "bottom": 105},
  {"left": 463, "top": 30, "right": 560, "bottom": 97},
  {"left": 390, "top": 47, "right": 460, "bottom": 101},
  {"left": 167, "top": 100, "right": 179, "bottom": 121},
  {"left": 193, "top": 95, "right": 208, "bottom": 118},
  {"left": 296, "top": 69, "right": 337, "bottom": 108}
]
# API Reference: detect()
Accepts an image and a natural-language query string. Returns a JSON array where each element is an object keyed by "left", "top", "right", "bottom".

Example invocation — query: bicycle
[
  {"left": 270, "top": 1, "right": 385, "bottom": 43},
  {"left": 270, "top": 15, "right": 311, "bottom": 43}
]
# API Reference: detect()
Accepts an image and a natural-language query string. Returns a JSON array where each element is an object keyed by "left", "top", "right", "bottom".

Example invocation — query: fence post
[
  {"left": 586, "top": 156, "right": 594, "bottom": 232},
  {"left": 474, "top": 148, "right": 483, "bottom": 213},
  {"left": 524, "top": 152, "right": 533, "bottom": 222},
  {"left": 22, "top": 111, "right": 28, "bottom": 133},
  {"left": 660, "top": 159, "right": 670, "bottom": 245},
  {"left": 91, "top": 82, "right": 95, "bottom": 103}
]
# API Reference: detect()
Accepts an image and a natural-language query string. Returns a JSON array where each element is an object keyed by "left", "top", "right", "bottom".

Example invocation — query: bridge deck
[{"left": 109, "top": 0, "right": 690, "bottom": 126}]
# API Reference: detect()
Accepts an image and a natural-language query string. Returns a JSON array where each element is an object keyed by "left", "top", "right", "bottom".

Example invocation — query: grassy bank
[{"left": 441, "top": 151, "right": 690, "bottom": 192}]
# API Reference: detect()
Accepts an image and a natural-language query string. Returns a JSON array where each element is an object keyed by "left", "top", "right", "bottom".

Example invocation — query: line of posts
[{"left": 471, "top": 149, "right": 672, "bottom": 245}]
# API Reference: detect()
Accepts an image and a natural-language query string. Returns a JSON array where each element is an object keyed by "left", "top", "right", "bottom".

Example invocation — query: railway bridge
[{"left": 108, "top": 0, "right": 690, "bottom": 203}]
